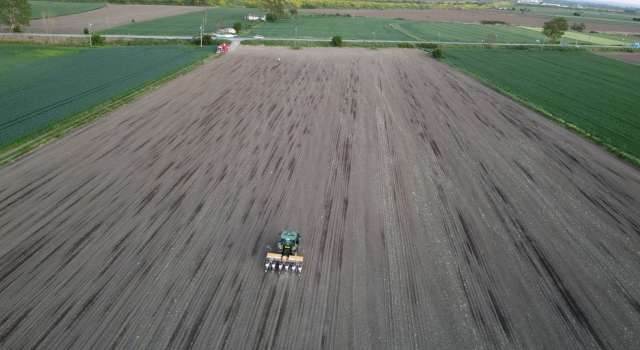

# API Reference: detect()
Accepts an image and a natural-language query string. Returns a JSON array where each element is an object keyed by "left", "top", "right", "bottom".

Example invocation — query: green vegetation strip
[
  {"left": 440, "top": 49, "right": 640, "bottom": 167},
  {"left": 0, "top": 45, "right": 218, "bottom": 166}
]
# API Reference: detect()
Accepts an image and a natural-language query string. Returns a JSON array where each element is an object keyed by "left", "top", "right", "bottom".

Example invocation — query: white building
[{"left": 245, "top": 14, "right": 266, "bottom": 21}]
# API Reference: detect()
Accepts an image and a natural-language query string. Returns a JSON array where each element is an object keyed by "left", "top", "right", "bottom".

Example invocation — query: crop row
[
  {"left": 0, "top": 45, "right": 212, "bottom": 151},
  {"left": 442, "top": 49, "right": 640, "bottom": 159}
]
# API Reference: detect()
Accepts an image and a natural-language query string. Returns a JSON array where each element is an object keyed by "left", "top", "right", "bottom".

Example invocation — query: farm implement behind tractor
[{"left": 265, "top": 230, "right": 303, "bottom": 275}]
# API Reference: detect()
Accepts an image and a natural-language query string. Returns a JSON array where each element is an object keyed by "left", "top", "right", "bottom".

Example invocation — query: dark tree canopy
[
  {"left": 542, "top": 17, "right": 569, "bottom": 43},
  {"left": 259, "top": 0, "right": 286, "bottom": 21},
  {"left": 0, "top": 0, "right": 31, "bottom": 33}
]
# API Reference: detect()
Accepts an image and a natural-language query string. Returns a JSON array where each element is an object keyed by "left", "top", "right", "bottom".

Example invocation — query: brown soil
[
  {"left": 596, "top": 51, "right": 640, "bottom": 65},
  {"left": 302, "top": 9, "right": 640, "bottom": 34},
  {"left": 24, "top": 4, "right": 205, "bottom": 34},
  {"left": 1, "top": 47, "right": 639, "bottom": 348}
]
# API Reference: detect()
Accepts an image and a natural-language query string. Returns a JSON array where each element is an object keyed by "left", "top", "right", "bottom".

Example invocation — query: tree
[
  {"left": 542, "top": 17, "right": 568, "bottom": 44},
  {"left": 432, "top": 48, "right": 443, "bottom": 58},
  {"left": 233, "top": 22, "right": 242, "bottom": 33},
  {"left": 0, "top": 0, "right": 31, "bottom": 33},
  {"left": 289, "top": 7, "right": 297, "bottom": 18},
  {"left": 260, "top": 0, "right": 286, "bottom": 21},
  {"left": 571, "top": 22, "right": 586, "bottom": 32}
]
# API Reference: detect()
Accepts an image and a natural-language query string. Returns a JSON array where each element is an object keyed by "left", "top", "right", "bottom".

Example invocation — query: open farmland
[
  {"left": 242, "top": 14, "right": 547, "bottom": 42},
  {"left": 0, "top": 44, "right": 213, "bottom": 152},
  {"left": 100, "top": 7, "right": 258, "bottom": 36},
  {"left": 515, "top": 5, "right": 640, "bottom": 29},
  {"left": 29, "top": 1, "right": 105, "bottom": 20},
  {"left": 519, "top": 26, "right": 634, "bottom": 46},
  {"left": 24, "top": 4, "right": 204, "bottom": 34},
  {"left": 301, "top": 8, "right": 640, "bottom": 34},
  {"left": 1, "top": 47, "right": 640, "bottom": 348},
  {"left": 442, "top": 49, "right": 640, "bottom": 164},
  {"left": 106, "top": 10, "right": 548, "bottom": 43}
]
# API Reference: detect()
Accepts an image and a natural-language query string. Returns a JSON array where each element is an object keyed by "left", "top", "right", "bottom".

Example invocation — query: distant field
[
  {"left": 100, "top": 7, "right": 258, "bottom": 36},
  {"left": 516, "top": 5, "right": 640, "bottom": 29},
  {"left": 519, "top": 26, "right": 636, "bottom": 46},
  {"left": 99, "top": 7, "right": 548, "bottom": 42},
  {"left": 29, "top": 1, "right": 104, "bottom": 20},
  {"left": 391, "top": 20, "right": 546, "bottom": 43},
  {"left": 0, "top": 44, "right": 212, "bottom": 151},
  {"left": 244, "top": 15, "right": 548, "bottom": 42},
  {"left": 442, "top": 49, "right": 640, "bottom": 162}
]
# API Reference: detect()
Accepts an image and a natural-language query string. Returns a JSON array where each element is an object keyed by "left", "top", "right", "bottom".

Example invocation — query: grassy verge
[{"left": 0, "top": 48, "right": 220, "bottom": 167}]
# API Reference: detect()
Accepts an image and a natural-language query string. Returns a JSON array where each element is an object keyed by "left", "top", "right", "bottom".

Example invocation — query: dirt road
[{"left": 1, "top": 47, "right": 640, "bottom": 349}]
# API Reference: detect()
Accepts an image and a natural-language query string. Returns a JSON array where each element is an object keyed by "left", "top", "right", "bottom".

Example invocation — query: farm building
[{"left": 245, "top": 14, "right": 266, "bottom": 21}]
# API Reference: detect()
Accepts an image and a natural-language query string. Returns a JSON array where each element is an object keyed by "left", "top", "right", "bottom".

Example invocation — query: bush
[
  {"left": 202, "top": 34, "right": 213, "bottom": 45},
  {"left": 332, "top": 35, "right": 342, "bottom": 47},
  {"left": 481, "top": 20, "right": 508, "bottom": 25},
  {"left": 266, "top": 13, "right": 277, "bottom": 22},
  {"left": 91, "top": 33, "right": 104, "bottom": 46},
  {"left": 574, "top": 12, "right": 580, "bottom": 16},
  {"left": 233, "top": 22, "right": 242, "bottom": 33},
  {"left": 432, "top": 48, "right": 443, "bottom": 58},
  {"left": 14, "top": 25, "right": 22, "bottom": 33},
  {"left": 84, "top": 27, "right": 89, "bottom": 35},
  {"left": 398, "top": 42, "right": 416, "bottom": 48},
  {"left": 417, "top": 43, "right": 438, "bottom": 49},
  {"left": 132, "top": 19, "right": 135, "bottom": 23}
]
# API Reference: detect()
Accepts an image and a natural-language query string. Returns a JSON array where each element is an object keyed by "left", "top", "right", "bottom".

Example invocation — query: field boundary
[
  {"left": 434, "top": 51, "right": 640, "bottom": 168},
  {"left": 0, "top": 49, "right": 220, "bottom": 167}
]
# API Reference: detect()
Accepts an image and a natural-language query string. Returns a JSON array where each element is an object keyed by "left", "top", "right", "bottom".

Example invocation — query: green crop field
[
  {"left": 100, "top": 7, "right": 549, "bottom": 43},
  {"left": 519, "top": 26, "right": 634, "bottom": 46},
  {"left": 0, "top": 44, "right": 212, "bottom": 151},
  {"left": 29, "top": 1, "right": 104, "bottom": 20},
  {"left": 441, "top": 49, "right": 640, "bottom": 163},
  {"left": 392, "top": 20, "right": 546, "bottom": 43},
  {"left": 246, "top": 15, "right": 413, "bottom": 41},
  {"left": 244, "top": 15, "right": 548, "bottom": 42},
  {"left": 100, "top": 7, "right": 259, "bottom": 36}
]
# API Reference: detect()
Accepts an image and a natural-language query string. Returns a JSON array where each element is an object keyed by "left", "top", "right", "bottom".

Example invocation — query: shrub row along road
[{"left": 1, "top": 47, "right": 639, "bottom": 348}]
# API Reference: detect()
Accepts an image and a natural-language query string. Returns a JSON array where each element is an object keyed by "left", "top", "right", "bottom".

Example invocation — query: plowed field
[{"left": 1, "top": 47, "right": 640, "bottom": 349}]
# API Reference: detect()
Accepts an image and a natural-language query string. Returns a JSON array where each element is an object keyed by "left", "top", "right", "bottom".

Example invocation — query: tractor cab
[{"left": 276, "top": 230, "right": 299, "bottom": 257}]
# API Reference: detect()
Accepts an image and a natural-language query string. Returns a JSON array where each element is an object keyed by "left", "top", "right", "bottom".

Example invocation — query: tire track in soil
[{"left": 1, "top": 47, "right": 640, "bottom": 349}]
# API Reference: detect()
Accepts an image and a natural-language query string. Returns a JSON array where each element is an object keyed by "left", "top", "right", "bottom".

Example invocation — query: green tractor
[{"left": 265, "top": 230, "right": 303, "bottom": 275}]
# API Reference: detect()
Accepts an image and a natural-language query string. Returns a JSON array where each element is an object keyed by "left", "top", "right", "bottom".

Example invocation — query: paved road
[{"left": 1, "top": 47, "right": 640, "bottom": 349}]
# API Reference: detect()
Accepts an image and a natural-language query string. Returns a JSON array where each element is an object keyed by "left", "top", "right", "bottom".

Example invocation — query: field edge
[
  {"left": 434, "top": 50, "right": 640, "bottom": 169},
  {"left": 0, "top": 48, "right": 221, "bottom": 167}
]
